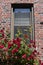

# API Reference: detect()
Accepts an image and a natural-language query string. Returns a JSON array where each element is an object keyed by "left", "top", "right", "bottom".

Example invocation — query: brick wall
[
  {"left": 0, "top": 0, "right": 43, "bottom": 61},
  {"left": 34, "top": 1, "right": 43, "bottom": 61}
]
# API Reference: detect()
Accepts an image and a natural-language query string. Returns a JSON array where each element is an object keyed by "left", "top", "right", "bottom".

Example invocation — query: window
[
  {"left": 14, "top": 9, "right": 31, "bottom": 40},
  {"left": 11, "top": 4, "right": 34, "bottom": 43}
]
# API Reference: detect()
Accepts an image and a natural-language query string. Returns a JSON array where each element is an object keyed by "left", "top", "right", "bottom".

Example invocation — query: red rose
[
  {"left": 4, "top": 38, "right": 8, "bottom": 43},
  {"left": 13, "top": 39, "right": 18, "bottom": 44},
  {"left": 41, "top": 63, "right": 43, "bottom": 65},
  {"left": 34, "top": 50, "right": 37, "bottom": 53},
  {"left": 22, "top": 54, "right": 26, "bottom": 59},
  {"left": 0, "top": 29, "right": 4, "bottom": 38},
  {"left": 0, "top": 29, "right": 4, "bottom": 33},
  {"left": 2, "top": 33, "right": 4, "bottom": 38},
  {"left": 32, "top": 50, "right": 37, "bottom": 56},
  {"left": 33, "top": 44, "right": 36, "bottom": 48},
  {"left": 13, "top": 39, "right": 21, "bottom": 48},
  {"left": 12, "top": 48, "right": 18, "bottom": 54},
  {"left": 13, "top": 38, "right": 21, "bottom": 44},
  {"left": 29, "top": 54, "right": 34, "bottom": 59},
  {"left": 8, "top": 41, "right": 13, "bottom": 48},
  {"left": 3, "top": 47, "right": 8, "bottom": 51},
  {"left": 39, "top": 60, "right": 41, "bottom": 64},
  {"left": 17, "top": 43, "right": 20, "bottom": 48},
  {"left": 30, "top": 40, "right": 35, "bottom": 44},
  {"left": 17, "top": 37, "right": 22, "bottom": 42},
  {"left": 0, "top": 44, "right": 4, "bottom": 49}
]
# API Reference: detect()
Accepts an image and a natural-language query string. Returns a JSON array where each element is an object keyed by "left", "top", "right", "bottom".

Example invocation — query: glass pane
[
  {"left": 14, "top": 9, "right": 31, "bottom": 26},
  {"left": 14, "top": 9, "right": 30, "bottom": 13}
]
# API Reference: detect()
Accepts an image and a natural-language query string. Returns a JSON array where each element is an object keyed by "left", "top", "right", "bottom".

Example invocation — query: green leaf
[
  {"left": 0, "top": 34, "right": 2, "bottom": 37},
  {"left": 18, "top": 50, "right": 22, "bottom": 54},
  {"left": 1, "top": 40, "right": 4, "bottom": 44},
  {"left": 15, "top": 34, "right": 19, "bottom": 37},
  {"left": 34, "top": 59, "right": 39, "bottom": 65},
  {"left": 5, "top": 44, "right": 8, "bottom": 47}
]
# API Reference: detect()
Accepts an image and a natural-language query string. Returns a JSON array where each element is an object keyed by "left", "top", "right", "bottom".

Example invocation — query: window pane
[
  {"left": 14, "top": 9, "right": 31, "bottom": 26},
  {"left": 14, "top": 9, "right": 30, "bottom": 13}
]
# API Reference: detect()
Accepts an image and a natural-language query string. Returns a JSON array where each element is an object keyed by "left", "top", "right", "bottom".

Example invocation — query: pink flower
[
  {"left": 27, "top": 57, "right": 30, "bottom": 61},
  {"left": 3, "top": 47, "right": 8, "bottom": 51},
  {"left": 22, "top": 54, "right": 26, "bottom": 59},
  {"left": 15, "top": 56, "right": 18, "bottom": 59},
  {"left": 12, "top": 48, "right": 18, "bottom": 54},
  {"left": 0, "top": 44, "right": 4, "bottom": 49}
]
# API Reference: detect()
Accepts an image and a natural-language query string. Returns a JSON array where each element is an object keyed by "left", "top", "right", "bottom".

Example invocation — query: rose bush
[{"left": 0, "top": 28, "right": 42, "bottom": 65}]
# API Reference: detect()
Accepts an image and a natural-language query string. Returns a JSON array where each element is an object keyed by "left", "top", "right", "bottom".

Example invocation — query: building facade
[{"left": 0, "top": 0, "right": 43, "bottom": 61}]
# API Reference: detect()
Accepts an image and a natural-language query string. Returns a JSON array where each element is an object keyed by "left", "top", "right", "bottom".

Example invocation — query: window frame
[{"left": 11, "top": 4, "right": 34, "bottom": 40}]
